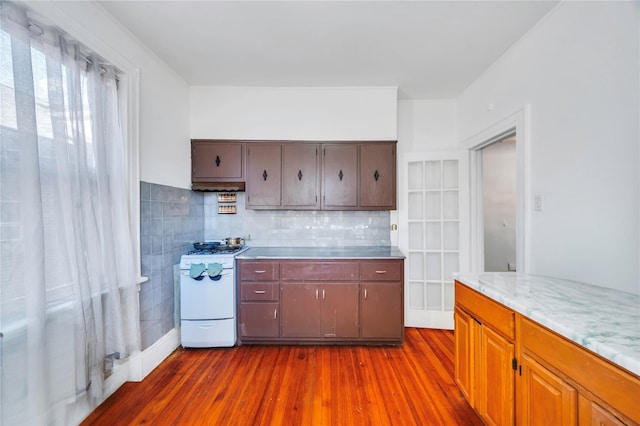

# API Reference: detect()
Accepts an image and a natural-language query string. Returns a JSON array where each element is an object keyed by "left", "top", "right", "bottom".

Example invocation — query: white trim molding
[{"left": 461, "top": 105, "right": 531, "bottom": 274}]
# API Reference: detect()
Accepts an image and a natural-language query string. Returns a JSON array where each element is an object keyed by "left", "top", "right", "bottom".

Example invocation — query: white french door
[{"left": 400, "top": 151, "right": 469, "bottom": 329}]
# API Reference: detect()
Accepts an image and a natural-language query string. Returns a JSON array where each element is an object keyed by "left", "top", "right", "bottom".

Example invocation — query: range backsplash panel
[{"left": 204, "top": 193, "right": 391, "bottom": 246}]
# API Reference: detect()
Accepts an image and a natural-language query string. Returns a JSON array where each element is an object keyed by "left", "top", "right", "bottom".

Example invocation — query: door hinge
[{"left": 512, "top": 358, "right": 518, "bottom": 371}]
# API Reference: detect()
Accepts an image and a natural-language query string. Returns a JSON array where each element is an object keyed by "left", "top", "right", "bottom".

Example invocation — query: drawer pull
[
  {"left": 253, "top": 290, "right": 266, "bottom": 294},
  {"left": 274, "top": 308, "right": 277, "bottom": 320},
  {"left": 254, "top": 270, "right": 266, "bottom": 274},
  {"left": 315, "top": 288, "right": 319, "bottom": 299},
  {"left": 322, "top": 289, "right": 326, "bottom": 300},
  {"left": 375, "top": 270, "right": 387, "bottom": 274},
  {"left": 364, "top": 289, "right": 368, "bottom": 299}
]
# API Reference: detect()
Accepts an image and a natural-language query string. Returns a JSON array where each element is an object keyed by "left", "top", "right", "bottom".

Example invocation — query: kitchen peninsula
[
  {"left": 236, "top": 246, "right": 404, "bottom": 345},
  {"left": 454, "top": 272, "right": 640, "bottom": 425}
]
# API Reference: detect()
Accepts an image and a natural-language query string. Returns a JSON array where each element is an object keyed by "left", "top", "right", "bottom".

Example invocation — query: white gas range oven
[{"left": 179, "top": 243, "right": 248, "bottom": 348}]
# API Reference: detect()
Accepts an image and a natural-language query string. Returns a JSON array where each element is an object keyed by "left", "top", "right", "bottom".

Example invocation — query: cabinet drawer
[
  {"left": 280, "top": 261, "right": 358, "bottom": 281},
  {"left": 239, "top": 261, "right": 279, "bottom": 281},
  {"left": 360, "top": 261, "right": 402, "bottom": 281},
  {"left": 455, "top": 281, "right": 515, "bottom": 340},
  {"left": 241, "top": 283, "right": 279, "bottom": 301}
]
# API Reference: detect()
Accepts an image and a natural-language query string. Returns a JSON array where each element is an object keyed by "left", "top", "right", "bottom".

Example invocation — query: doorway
[{"left": 480, "top": 135, "right": 517, "bottom": 272}]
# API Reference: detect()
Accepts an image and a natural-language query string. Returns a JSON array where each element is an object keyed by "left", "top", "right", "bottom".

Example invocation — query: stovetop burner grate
[{"left": 187, "top": 245, "right": 246, "bottom": 255}]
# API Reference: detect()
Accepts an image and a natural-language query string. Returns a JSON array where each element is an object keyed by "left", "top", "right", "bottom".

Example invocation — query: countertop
[
  {"left": 454, "top": 272, "right": 640, "bottom": 376},
  {"left": 235, "top": 246, "right": 406, "bottom": 260}
]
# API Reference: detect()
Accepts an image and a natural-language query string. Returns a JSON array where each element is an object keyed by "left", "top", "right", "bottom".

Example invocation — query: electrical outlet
[{"left": 534, "top": 194, "right": 544, "bottom": 211}]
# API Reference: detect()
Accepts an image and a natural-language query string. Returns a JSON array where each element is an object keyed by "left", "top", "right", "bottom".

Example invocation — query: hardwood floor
[{"left": 82, "top": 328, "right": 482, "bottom": 425}]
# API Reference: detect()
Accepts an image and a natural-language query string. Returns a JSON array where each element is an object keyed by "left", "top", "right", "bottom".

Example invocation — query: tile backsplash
[
  {"left": 204, "top": 192, "right": 391, "bottom": 246},
  {"left": 139, "top": 182, "right": 204, "bottom": 350}
]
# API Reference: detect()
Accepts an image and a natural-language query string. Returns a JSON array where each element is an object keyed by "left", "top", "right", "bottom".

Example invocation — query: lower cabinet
[
  {"left": 519, "top": 353, "right": 577, "bottom": 425},
  {"left": 454, "top": 282, "right": 515, "bottom": 426},
  {"left": 238, "top": 302, "right": 279, "bottom": 338},
  {"left": 280, "top": 283, "right": 359, "bottom": 339},
  {"left": 238, "top": 259, "right": 404, "bottom": 344},
  {"left": 455, "top": 281, "right": 640, "bottom": 426},
  {"left": 361, "top": 282, "right": 403, "bottom": 339}
]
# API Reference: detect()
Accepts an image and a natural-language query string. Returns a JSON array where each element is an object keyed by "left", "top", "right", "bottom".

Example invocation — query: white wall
[
  {"left": 457, "top": 2, "right": 639, "bottom": 293},
  {"left": 25, "top": 0, "right": 192, "bottom": 190},
  {"left": 190, "top": 86, "right": 397, "bottom": 140}
]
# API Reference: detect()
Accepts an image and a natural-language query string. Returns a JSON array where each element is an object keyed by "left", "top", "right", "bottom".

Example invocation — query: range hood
[{"left": 191, "top": 181, "right": 245, "bottom": 192}]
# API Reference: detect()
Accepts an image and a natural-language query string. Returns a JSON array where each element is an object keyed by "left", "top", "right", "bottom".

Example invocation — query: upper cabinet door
[
  {"left": 282, "top": 144, "right": 320, "bottom": 208},
  {"left": 322, "top": 144, "right": 358, "bottom": 209},
  {"left": 191, "top": 141, "right": 243, "bottom": 180},
  {"left": 247, "top": 143, "right": 282, "bottom": 208},
  {"left": 359, "top": 142, "right": 396, "bottom": 209}
]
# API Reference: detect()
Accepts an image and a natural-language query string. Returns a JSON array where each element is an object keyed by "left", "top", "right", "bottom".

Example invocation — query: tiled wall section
[
  {"left": 204, "top": 193, "right": 391, "bottom": 246},
  {"left": 139, "top": 182, "right": 204, "bottom": 350}
]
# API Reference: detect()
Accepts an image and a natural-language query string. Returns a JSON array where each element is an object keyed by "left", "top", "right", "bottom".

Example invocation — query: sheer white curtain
[{"left": 0, "top": 2, "right": 139, "bottom": 424}]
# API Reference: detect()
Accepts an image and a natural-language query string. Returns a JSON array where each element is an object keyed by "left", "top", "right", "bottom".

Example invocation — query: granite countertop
[
  {"left": 454, "top": 272, "right": 640, "bottom": 376},
  {"left": 235, "top": 246, "right": 406, "bottom": 260}
]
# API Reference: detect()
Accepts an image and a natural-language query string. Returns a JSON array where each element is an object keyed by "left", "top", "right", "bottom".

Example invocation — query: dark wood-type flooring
[{"left": 82, "top": 328, "right": 482, "bottom": 425}]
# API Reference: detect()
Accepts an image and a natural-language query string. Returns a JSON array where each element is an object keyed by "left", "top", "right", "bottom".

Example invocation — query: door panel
[
  {"left": 239, "top": 303, "right": 279, "bottom": 338},
  {"left": 247, "top": 143, "right": 282, "bottom": 207},
  {"left": 360, "top": 143, "right": 395, "bottom": 208},
  {"left": 322, "top": 144, "right": 358, "bottom": 208},
  {"left": 479, "top": 325, "right": 514, "bottom": 426},
  {"left": 361, "top": 283, "right": 402, "bottom": 339},
  {"left": 320, "top": 284, "right": 359, "bottom": 338},
  {"left": 282, "top": 144, "right": 319, "bottom": 208},
  {"left": 280, "top": 284, "right": 321, "bottom": 337},
  {"left": 520, "top": 353, "right": 577, "bottom": 426},
  {"left": 402, "top": 151, "right": 469, "bottom": 329}
]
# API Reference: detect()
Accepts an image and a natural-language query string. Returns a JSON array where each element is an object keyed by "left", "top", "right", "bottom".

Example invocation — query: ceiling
[{"left": 99, "top": 1, "right": 559, "bottom": 100}]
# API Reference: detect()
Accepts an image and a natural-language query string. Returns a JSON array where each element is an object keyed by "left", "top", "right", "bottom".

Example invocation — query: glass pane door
[{"left": 403, "top": 152, "right": 468, "bottom": 329}]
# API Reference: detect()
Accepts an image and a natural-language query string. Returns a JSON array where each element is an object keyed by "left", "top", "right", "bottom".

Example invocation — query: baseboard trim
[{"left": 129, "top": 328, "right": 180, "bottom": 382}]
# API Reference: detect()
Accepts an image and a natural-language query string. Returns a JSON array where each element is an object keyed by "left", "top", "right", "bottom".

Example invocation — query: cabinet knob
[
  {"left": 374, "top": 169, "right": 380, "bottom": 181},
  {"left": 262, "top": 170, "right": 268, "bottom": 181},
  {"left": 215, "top": 155, "right": 221, "bottom": 167},
  {"left": 298, "top": 169, "right": 303, "bottom": 181},
  {"left": 338, "top": 169, "right": 344, "bottom": 181}
]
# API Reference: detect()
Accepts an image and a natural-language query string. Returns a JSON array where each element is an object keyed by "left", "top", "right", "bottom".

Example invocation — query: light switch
[{"left": 534, "top": 194, "right": 544, "bottom": 211}]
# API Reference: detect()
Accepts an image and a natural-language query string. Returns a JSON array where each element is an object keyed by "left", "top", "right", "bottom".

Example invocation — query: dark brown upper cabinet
[
  {"left": 322, "top": 144, "right": 358, "bottom": 209},
  {"left": 246, "top": 143, "right": 282, "bottom": 207},
  {"left": 282, "top": 144, "right": 320, "bottom": 209},
  {"left": 191, "top": 140, "right": 245, "bottom": 191},
  {"left": 192, "top": 140, "right": 396, "bottom": 210},
  {"left": 322, "top": 142, "right": 396, "bottom": 210},
  {"left": 246, "top": 142, "right": 321, "bottom": 210},
  {"left": 359, "top": 143, "right": 396, "bottom": 209}
]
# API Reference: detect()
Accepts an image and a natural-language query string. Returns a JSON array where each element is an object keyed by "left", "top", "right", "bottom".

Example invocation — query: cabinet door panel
[
  {"left": 322, "top": 144, "right": 358, "bottom": 208},
  {"left": 360, "top": 143, "right": 396, "bottom": 208},
  {"left": 454, "top": 308, "right": 476, "bottom": 407},
  {"left": 280, "top": 284, "right": 321, "bottom": 337},
  {"left": 361, "top": 283, "right": 403, "bottom": 339},
  {"left": 479, "top": 325, "right": 515, "bottom": 426},
  {"left": 239, "top": 303, "right": 279, "bottom": 338},
  {"left": 192, "top": 142, "right": 243, "bottom": 180},
  {"left": 321, "top": 284, "right": 359, "bottom": 338},
  {"left": 247, "top": 144, "right": 282, "bottom": 207},
  {"left": 521, "top": 353, "right": 577, "bottom": 426},
  {"left": 282, "top": 144, "right": 319, "bottom": 208}
]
